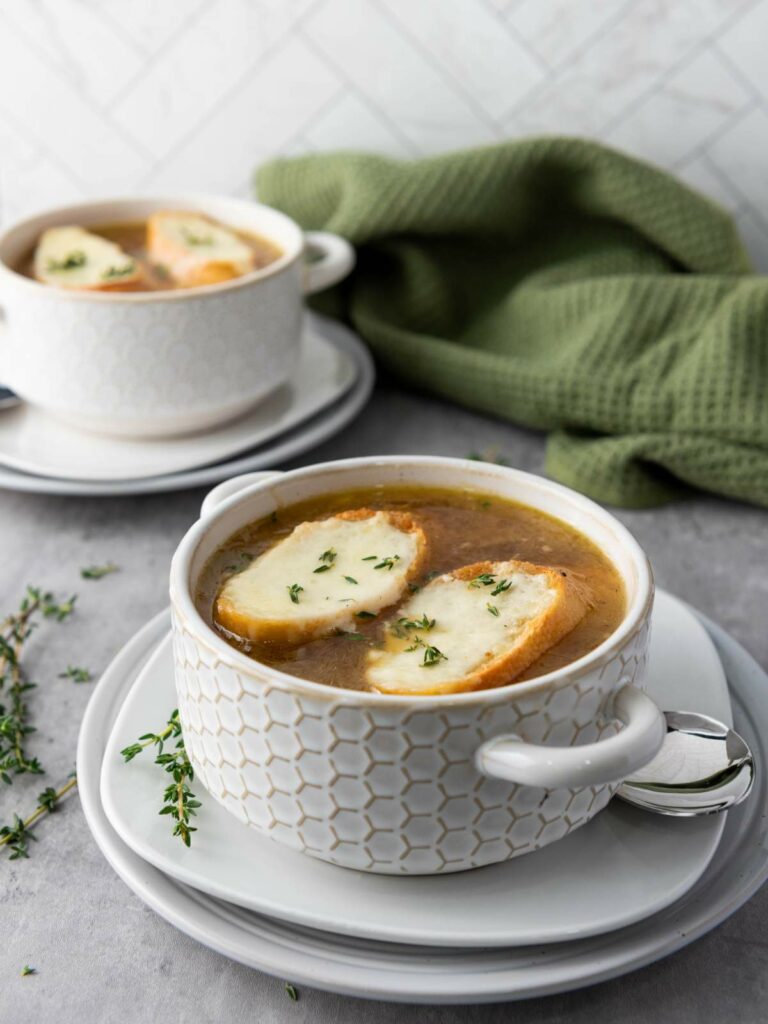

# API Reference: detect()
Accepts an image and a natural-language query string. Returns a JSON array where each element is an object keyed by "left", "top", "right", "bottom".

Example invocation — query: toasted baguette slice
[
  {"left": 215, "top": 509, "right": 427, "bottom": 645},
  {"left": 366, "top": 559, "right": 590, "bottom": 696},
  {"left": 34, "top": 226, "right": 143, "bottom": 291},
  {"left": 146, "top": 211, "right": 256, "bottom": 288}
]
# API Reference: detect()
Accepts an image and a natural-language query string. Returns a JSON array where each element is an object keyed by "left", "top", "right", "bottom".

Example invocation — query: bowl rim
[
  {"left": 0, "top": 193, "right": 303, "bottom": 304},
  {"left": 170, "top": 456, "right": 654, "bottom": 707}
]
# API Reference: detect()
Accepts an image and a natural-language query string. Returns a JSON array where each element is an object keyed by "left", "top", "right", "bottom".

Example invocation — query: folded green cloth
[{"left": 257, "top": 137, "right": 768, "bottom": 508}]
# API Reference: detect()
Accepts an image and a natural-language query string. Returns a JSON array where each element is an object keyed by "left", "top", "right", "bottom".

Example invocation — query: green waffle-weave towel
[{"left": 257, "top": 137, "right": 768, "bottom": 508}]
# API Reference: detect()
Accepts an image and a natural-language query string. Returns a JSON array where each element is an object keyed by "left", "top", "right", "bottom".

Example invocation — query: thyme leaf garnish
[
  {"left": 487, "top": 604, "right": 499, "bottom": 617},
  {"left": 80, "top": 563, "right": 119, "bottom": 580},
  {"left": 396, "top": 614, "right": 435, "bottom": 633},
  {"left": 285, "top": 983, "right": 299, "bottom": 1002},
  {"left": 102, "top": 263, "right": 135, "bottom": 280},
  {"left": 491, "top": 578, "right": 513, "bottom": 597},
  {"left": 374, "top": 555, "right": 400, "bottom": 571},
  {"left": 58, "top": 665, "right": 91, "bottom": 683},
  {"left": 314, "top": 549, "right": 337, "bottom": 573},
  {"left": 355, "top": 611, "right": 376, "bottom": 620},
  {"left": 469, "top": 573, "right": 496, "bottom": 589},
  {"left": 287, "top": 583, "right": 304, "bottom": 604},
  {"left": 46, "top": 250, "right": 86, "bottom": 273},
  {"left": 21, "top": 965, "right": 36, "bottom": 977},
  {"left": 333, "top": 629, "right": 365, "bottom": 641},
  {"left": 421, "top": 644, "right": 448, "bottom": 667},
  {"left": 343, "top": 576, "right": 358, "bottom": 585},
  {"left": 361, "top": 555, "right": 378, "bottom": 561},
  {"left": 181, "top": 227, "right": 214, "bottom": 246},
  {"left": 400, "top": 632, "right": 448, "bottom": 666}
]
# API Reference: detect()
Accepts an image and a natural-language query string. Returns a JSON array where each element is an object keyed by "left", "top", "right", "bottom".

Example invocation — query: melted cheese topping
[
  {"left": 147, "top": 212, "right": 255, "bottom": 282},
  {"left": 216, "top": 512, "right": 422, "bottom": 640},
  {"left": 367, "top": 563, "right": 557, "bottom": 692},
  {"left": 34, "top": 226, "right": 138, "bottom": 289}
]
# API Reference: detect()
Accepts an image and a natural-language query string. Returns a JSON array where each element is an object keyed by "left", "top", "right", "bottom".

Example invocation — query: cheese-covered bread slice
[
  {"left": 146, "top": 211, "right": 256, "bottom": 288},
  {"left": 34, "top": 226, "right": 142, "bottom": 291},
  {"left": 215, "top": 509, "right": 427, "bottom": 645},
  {"left": 367, "top": 559, "right": 590, "bottom": 696}
]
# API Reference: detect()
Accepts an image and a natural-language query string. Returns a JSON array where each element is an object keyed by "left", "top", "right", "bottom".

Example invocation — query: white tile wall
[{"left": 1, "top": 0, "right": 767, "bottom": 267}]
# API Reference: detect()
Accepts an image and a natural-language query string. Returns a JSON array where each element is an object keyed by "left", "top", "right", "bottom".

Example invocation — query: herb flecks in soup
[
  {"left": 24, "top": 212, "right": 282, "bottom": 293},
  {"left": 197, "top": 487, "right": 627, "bottom": 695}
]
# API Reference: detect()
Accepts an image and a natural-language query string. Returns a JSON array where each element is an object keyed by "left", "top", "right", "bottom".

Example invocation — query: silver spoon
[
  {"left": 616, "top": 710, "right": 754, "bottom": 816},
  {"left": 0, "top": 385, "right": 20, "bottom": 410}
]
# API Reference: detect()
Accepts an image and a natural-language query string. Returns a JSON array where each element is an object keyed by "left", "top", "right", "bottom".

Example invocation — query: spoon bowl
[{"left": 616, "top": 710, "right": 755, "bottom": 816}]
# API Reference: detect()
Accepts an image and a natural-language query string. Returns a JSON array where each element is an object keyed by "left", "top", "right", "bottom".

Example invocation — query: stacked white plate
[
  {"left": 78, "top": 589, "right": 768, "bottom": 1003},
  {"left": 0, "top": 314, "right": 374, "bottom": 496}
]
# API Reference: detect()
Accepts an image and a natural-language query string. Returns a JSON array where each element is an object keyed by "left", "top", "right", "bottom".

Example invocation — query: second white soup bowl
[
  {"left": 169, "top": 457, "right": 663, "bottom": 875},
  {"left": 0, "top": 195, "right": 354, "bottom": 438}
]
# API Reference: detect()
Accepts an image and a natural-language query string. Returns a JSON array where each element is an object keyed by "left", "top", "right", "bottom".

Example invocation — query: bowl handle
[
  {"left": 475, "top": 684, "right": 665, "bottom": 789},
  {"left": 303, "top": 231, "right": 355, "bottom": 295},
  {"left": 200, "top": 471, "right": 283, "bottom": 518}
]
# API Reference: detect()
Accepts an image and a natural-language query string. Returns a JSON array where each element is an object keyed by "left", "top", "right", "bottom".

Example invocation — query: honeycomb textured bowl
[
  {"left": 170, "top": 457, "right": 653, "bottom": 875},
  {"left": 172, "top": 607, "right": 650, "bottom": 875}
]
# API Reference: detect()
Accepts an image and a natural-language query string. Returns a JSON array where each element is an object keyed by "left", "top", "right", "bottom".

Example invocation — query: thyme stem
[{"left": 0, "top": 776, "right": 78, "bottom": 858}]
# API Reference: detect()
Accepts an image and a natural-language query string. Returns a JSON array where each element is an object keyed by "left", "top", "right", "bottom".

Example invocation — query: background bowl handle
[
  {"left": 200, "top": 471, "right": 283, "bottom": 518},
  {"left": 303, "top": 231, "right": 356, "bottom": 295},
  {"left": 475, "top": 684, "right": 665, "bottom": 789}
]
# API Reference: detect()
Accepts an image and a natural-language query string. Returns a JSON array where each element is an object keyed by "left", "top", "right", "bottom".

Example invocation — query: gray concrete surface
[{"left": 2, "top": 383, "right": 767, "bottom": 1023}]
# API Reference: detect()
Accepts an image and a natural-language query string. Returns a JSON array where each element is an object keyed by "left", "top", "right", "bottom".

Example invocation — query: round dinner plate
[
  {"left": 0, "top": 315, "right": 374, "bottom": 496},
  {"left": 99, "top": 591, "right": 727, "bottom": 949},
  {"left": 77, "top": 591, "right": 768, "bottom": 1002}
]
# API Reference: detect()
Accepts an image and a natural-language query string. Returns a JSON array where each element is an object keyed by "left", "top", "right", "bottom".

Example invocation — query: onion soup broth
[{"left": 196, "top": 486, "right": 626, "bottom": 693}]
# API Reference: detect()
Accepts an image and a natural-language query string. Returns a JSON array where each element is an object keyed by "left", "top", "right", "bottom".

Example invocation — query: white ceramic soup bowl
[
  {"left": 170, "top": 457, "right": 663, "bottom": 875},
  {"left": 0, "top": 195, "right": 354, "bottom": 438}
]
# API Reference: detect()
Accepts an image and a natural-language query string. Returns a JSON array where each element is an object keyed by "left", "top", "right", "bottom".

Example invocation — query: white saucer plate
[
  {"left": 0, "top": 316, "right": 373, "bottom": 497},
  {"left": 0, "top": 316, "right": 359, "bottom": 483},
  {"left": 79, "top": 592, "right": 768, "bottom": 1002},
  {"left": 99, "top": 590, "right": 728, "bottom": 949},
  {"left": 77, "top": 598, "right": 768, "bottom": 1002}
]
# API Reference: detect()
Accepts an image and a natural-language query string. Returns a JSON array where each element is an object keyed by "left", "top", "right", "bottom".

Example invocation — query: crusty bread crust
[
  {"left": 368, "top": 559, "right": 591, "bottom": 696},
  {"left": 215, "top": 509, "right": 427, "bottom": 645}
]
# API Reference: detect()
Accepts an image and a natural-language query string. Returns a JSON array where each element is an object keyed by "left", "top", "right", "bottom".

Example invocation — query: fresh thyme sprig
[
  {"left": 0, "top": 775, "right": 78, "bottom": 859},
  {"left": 121, "top": 710, "right": 201, "bottom": 847},
  {"left": 287, "top": 583, "right": 303, "bottom": 604},
  {"left": 0, "top": 586, "right": 77, "bottom": 784}
]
